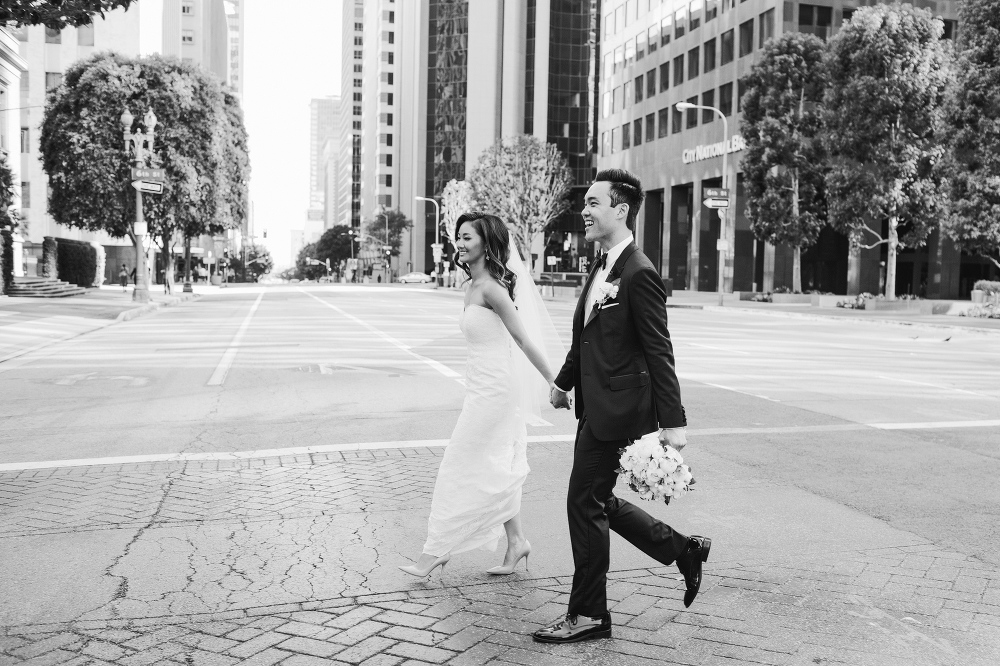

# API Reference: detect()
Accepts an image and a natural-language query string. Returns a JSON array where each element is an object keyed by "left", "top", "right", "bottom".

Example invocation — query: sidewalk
[
  {"left": 666, "top": 290, "right": 1000, "bottom": 333},
  {"left": 1, "top": 441, "right": 997, "bottom": 665},
  {"left": 0, "top": 286, "right": 201, "bottom": 364}
]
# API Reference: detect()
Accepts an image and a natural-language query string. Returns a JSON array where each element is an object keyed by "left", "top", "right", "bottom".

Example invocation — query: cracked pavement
[{"left": 2, "top": 286, "right": 999, "bottom": 665}]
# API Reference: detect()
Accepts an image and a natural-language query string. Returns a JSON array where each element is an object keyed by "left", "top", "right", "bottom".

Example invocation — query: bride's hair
[{"left": 455, "top": 212, "right": 517, "bottom": 301}]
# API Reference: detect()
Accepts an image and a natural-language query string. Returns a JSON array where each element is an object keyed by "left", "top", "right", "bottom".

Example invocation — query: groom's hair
[{"left": 595, "top": 169, "right": 644, "bottom": 232}]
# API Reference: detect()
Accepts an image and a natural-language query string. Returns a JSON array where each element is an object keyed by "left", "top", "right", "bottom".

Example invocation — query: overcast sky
[{"left": 244, "top": 1, "right": 342, "bottom": 269}]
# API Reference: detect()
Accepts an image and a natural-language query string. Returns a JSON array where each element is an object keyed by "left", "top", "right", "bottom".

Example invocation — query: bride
[{"left": 399, "top": 212, "right": 563, "bottom": 577}]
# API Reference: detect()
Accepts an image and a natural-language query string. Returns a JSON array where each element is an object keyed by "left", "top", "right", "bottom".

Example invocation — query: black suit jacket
[{"left": 554, "top": 243, "right": 686, "bottom": 441}]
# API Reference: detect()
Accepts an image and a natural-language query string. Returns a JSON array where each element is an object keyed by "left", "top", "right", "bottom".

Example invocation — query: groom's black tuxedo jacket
[{"left": 555, "top": 242, "right": 686, "bottom": 441}]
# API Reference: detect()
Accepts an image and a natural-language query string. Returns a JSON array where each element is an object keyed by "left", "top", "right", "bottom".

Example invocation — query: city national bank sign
[{"left": 682, "top": 134, "right": 747, "bottom": 164}]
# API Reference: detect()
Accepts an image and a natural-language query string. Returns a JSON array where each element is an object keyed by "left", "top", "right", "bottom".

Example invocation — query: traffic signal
[
  {"left": 263, "top": 229, "right": 267, "bottom": 239},
  {"left": 224, "top": 248, "right": 230, "bottom": 259}
]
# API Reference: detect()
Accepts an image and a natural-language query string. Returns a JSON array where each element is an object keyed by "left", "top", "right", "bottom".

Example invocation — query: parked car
[{"left": 398, "top": 272, "right": 434, "bottom": 284}]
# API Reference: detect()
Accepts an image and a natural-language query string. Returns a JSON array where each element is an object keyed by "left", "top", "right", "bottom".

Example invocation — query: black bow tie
[{"left": 594, "top": 252, "right": 608, "bottom": 272}]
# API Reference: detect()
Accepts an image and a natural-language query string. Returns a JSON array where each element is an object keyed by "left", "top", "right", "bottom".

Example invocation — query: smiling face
[
  {"left": 581, "top": 181, "right": 629, "bottom": 247},
  {"left": 455, "top": 220, "right": 486, "bottom": 267}
]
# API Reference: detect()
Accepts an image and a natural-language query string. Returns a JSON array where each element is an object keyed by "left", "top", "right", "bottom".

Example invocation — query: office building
[
  {"left": 595, "top": 0, "right": 987, "bottom": 297},
  {"left": 335, "top": 0, "right": 365, "bottom": 232},
  {"left": 309, "top": 95, "right": 338, "bottom": 220}
]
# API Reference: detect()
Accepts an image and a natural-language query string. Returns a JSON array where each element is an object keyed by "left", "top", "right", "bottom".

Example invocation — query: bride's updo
[{"left": 455, "top": 212, "right": 517, "bottom": 301}]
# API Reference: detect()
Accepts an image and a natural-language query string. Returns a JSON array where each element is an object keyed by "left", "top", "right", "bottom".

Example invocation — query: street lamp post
[
  {"left": 676, "top": 101, "right": 732, "bottom": 294},
  {"left": 120, "top": 107, "right": 158, "bottom": 304},
  {"left": 415, "top": 196, "right": 441, "bottom": 288}
]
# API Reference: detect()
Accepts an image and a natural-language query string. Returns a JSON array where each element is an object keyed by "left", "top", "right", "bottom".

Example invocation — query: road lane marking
[
  {"left": 874, "top": 375, "right": 995, "bottom": 398},
  {"left": 299, "top": 289, "right": 460, "bottom": 378},
  {"left": 207, "top": 293, "right": 264, "bottom": 386},
  {"left": 698, "top": 381, "right": 780, "bottom": 402},
  {"left": 5, "top": 419, "right": 999, "bottom": 472},
  {"left": 869, "top": 419, "right": 1000, "bottom": 430}
]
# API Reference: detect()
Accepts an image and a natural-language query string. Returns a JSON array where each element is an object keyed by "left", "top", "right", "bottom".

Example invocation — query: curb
[
  {"left": 115, "top": 293, "right": 201, "bottom": 322},
  {"left": 702, "top": 304, "right": 1000, "bottom": 335}
]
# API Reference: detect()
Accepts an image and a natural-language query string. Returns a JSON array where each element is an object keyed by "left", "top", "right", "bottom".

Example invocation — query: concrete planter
[
  {"left": 971, "top": 290, "right": 985, "bottom": 304},
  {"left": 811, "top": 294, "right": 844, "bottom": 308},
  {"left": 864, "top": 298, "right": 921, "bottom": 311},
  {"left": 771, "top": 293, "right": 812, "bottom": 304}
]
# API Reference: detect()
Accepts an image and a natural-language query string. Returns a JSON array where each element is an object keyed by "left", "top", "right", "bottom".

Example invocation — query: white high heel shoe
[
  {"left": 399, "top": 554, "right": 450, "bottom": 578},
  {"left": 486, "top": 541, "right": 531, "bottom": 575}
]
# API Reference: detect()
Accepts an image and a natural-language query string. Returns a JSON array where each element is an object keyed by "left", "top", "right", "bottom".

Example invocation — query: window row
[
  {"left": 603, "top": 10, "right": 772, "bottom": 81},
  {"left": 604, "top": 0, "right": 725, "bottom": 41},
  {"left": 600, "top": 82, "right": 745, "bottom": 155},
  {"left": 17, "top": 24, "right": 96, "bottom": 45}
]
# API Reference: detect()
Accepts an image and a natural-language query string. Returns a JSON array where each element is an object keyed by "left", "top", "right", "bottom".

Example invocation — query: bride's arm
[{"left": 483, "top": 281, "right": 556, "bottom": 386}]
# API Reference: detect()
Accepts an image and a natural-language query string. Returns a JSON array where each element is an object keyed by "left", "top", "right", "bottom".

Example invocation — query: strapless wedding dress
[{"left": 422, "top": 304, "right": 529, "bottom": 556}]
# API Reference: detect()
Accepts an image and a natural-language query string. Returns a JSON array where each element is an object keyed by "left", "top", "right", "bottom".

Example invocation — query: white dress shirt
[{"left": 585, "top": 234, "right": 634, "bottom": 317}]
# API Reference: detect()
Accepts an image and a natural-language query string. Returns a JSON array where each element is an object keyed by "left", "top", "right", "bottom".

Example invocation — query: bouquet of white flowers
[{"left": 617, "top": 432, "right": 695, "bottom": 504}]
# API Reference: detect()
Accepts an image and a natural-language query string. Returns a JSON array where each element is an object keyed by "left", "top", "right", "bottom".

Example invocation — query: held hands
[
  {"left": 658, "top": 427, "right": 687, "bottom": 451},
  {"left": 549, "top": 384, "right": 571, "bottom": 410}
]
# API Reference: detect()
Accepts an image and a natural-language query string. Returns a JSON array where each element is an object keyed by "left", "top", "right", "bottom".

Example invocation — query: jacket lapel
[
  {"left": 584, "top": 243, "right": 638, "bottom": 329},
  {"left": 575, "top": 258, "right": 603, "bottom": 330}
]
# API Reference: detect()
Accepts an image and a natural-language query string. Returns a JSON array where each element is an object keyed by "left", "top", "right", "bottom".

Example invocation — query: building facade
[
  {"left": 334, "top": 0, "right": 365, "bottom": 233},
  {"left": 309, "top": 96, "right": 338, "bottom": 223},
  {"left": 595, "top": 0, "right": 990, "bottom": 298}
]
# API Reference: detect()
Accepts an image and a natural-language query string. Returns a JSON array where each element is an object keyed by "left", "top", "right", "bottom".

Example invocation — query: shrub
[
  {"left": 837, "top": 292, "right": 874, "bottom": 309},
  {"left": 749, "top": 292, "right": 772, "bottom": 302},
  {"left": 41, "top": 236, "right": 57, "bottom": 278},
  {"left": 973, "top": 280, "right": 1000, "bottom": 295},
  {"left": 55, "top": 238, "right": 97, "bottom": 287},
  {"left": 960, "top": 303, "right": 1000, "bottom": 319},
  {"left": 0, "top": 230, "right": 11, "bottom": 295}
]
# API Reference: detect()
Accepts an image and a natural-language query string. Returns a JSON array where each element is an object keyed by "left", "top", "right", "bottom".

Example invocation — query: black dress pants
[{"left": 567, "top": 417, "right": 690, "bottom": 618}]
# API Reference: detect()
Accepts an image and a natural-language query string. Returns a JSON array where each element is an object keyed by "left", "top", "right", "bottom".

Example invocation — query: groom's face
[{"left": 582, "top": 181, "right": 628, "bottom": 247}]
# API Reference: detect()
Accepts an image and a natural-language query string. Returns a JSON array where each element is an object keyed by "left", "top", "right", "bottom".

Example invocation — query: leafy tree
[
  {"left": 314, "top": 225, "right": 358, "bottom": 269},
  {"left": 441, "top": 179, "right": 477, "bottom": 248},
  {"left": 823, "top": 3, "right": 951, "bottom": 298},
  {"left": 242, "top": 243, "right": 272, "bottom": 282},
  {"left": 295, "top": 241, "right": 326, "bottom": 280},
  {"left": 364, "top": 209, "right": 412, "bottom": 256},
  {"left": 938, "top": 0, "right": 1000, "bottom": 270},
  {"left": 40, "top": 52, "right": 244, "bottom": 289},
  {"left": 741, "top": 33, "right": 828, "bottom": 292},
  {"left": 1, "top": 0, "right": 134, "bottom": 29},
  {"left": 469, "top": 135, "right": 573, "bottom": 262}
]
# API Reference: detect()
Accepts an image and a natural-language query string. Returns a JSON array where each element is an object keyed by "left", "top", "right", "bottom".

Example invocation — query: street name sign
[
  {"left": 704, "top": 187, "right": 729, "bottom": 199},
  {"left": 131, "top": 180, "right": 164, "bottom": 194},
  {"left": 716, "top": 239, "right": 730, "bottom": 251},
  {"left": 704, "top": 198, "right": 729, "bottom": 209},
  {"left": 131, "top": 167, "right": 166, "bottom": 182}
]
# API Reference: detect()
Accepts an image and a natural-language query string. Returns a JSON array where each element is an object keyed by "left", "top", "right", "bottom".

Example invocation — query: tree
[
  {"left": 364, "top": 209, "right": 412, "bottom": 256},
  {"left": 295, "top": 242, "right": 326, "bottom": 281},
  {"left": 314, "top": 226, "right": 358, "bottom": 269},
  {"left": 741, "top": 33, "right": 828, "bottom": 292},
  {"left": 1, "top": 0, "right": 135, "bottom": 29},
  {"left": 823, "top": 3, "right": 951, "bottom": 299},
  {"left": 0, "top": 152, "right": 15, "bottom": 231},
  {"left": 938, "top": 0, "right": 1000, "bottom": 270},
  {"left": 40, "top": 53, "right": 245, "bottom": 291},
  {"left": 243, "top": 243, "right": 273, "bottom": 282},
  {"left": 441, "top": 179, "right": 478, "bottom": 249},
  {"left": 468, "top": 135, "right": 573, "bottom": 262}
]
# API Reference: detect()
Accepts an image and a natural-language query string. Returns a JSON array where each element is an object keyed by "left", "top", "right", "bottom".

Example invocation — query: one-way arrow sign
[
  {"left": 132, "top": 180, "right": 164, "bottom": 194},
  {"left": 704, "top": 198, "right": 729, "bottom": 209}
]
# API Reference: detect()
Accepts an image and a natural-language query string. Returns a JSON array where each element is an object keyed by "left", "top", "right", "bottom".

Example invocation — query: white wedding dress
[{"left": 422, "top": 304, "right": 530, "bottom": 557}]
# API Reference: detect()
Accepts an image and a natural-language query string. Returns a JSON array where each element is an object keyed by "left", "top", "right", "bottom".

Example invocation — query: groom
[{"left": 533, "top": 169, "right": 711, "bottom": 644}]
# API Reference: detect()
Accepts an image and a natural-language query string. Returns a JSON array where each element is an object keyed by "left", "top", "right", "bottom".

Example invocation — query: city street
[{"left": 1, "top": 285, "right": 998, "bottom": 666}]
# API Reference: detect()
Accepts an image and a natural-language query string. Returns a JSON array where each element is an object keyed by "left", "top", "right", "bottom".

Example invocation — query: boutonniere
[{"left": 594, "top": 278, "right": 621, "bottom": 309}]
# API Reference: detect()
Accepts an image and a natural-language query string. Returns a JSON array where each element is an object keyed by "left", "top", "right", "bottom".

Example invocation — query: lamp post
[
  {"left": 676, "top": 101, "right": 732, "bottom": 294},
  {"left": 120, "top": 107, "right": 158, "bottom": 303},
  {"left": 415, "top": 196, "right": 441, "bottom": 288}
]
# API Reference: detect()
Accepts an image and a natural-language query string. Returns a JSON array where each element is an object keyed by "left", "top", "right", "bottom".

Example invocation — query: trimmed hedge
[
  {"left": 0, "top": 230, "right": 11, "bottom": 295},
  {"left": 973, "top": 280, "right": 1000, "bottom": 296},
  {"left": 56, "top": 238, "right": 97, "bottom": 287}
]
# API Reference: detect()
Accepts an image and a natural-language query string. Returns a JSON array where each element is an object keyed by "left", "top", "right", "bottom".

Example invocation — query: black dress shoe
[
  {"left": 676, "top": 536, "right": 711, "bottom": 608},
  {"left": 532, "top": 613, "right": 612, "bottom": 643}
]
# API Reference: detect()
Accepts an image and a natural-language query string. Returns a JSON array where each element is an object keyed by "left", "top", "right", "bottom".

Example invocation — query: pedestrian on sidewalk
[{"left": 119, "top": 264, "right": 128, "bottom": 292}]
